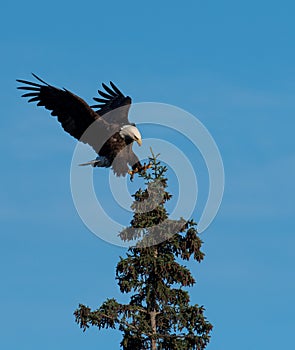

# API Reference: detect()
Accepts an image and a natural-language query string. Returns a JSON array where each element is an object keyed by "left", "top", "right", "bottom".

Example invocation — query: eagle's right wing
[{"left": 17, "top": 74, "right": 101, "bottom": 141}]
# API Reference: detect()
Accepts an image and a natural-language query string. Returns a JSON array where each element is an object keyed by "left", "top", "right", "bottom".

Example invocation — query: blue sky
[{"left": 1, "top": 0, "right": 295, "bottom": 349}]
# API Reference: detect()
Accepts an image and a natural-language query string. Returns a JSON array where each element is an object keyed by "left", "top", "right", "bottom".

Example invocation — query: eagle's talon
[
  {"left": 140, "top": 162, "right": 152, "bottom": 172},
  {"left": 128, "top": 169, "right": 137, "bottom": 181},
  {"left": 128, "top": 162, "right": 152, "bottom": 180}
]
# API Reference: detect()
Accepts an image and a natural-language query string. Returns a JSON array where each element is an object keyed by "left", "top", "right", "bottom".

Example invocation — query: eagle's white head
[{"left": 119, "top": 125, "right": 142, "bottom": 146}]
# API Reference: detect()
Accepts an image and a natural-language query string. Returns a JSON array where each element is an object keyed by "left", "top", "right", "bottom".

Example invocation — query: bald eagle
[{"left": 17, "top": 74, "right": 148, "bottom": 177}]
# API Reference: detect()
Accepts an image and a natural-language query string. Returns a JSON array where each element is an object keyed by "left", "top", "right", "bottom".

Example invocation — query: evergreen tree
[{"left": 74, "top": 152, "right": 213, "bottom": 349}]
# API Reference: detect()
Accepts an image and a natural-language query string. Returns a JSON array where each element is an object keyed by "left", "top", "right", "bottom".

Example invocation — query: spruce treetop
[{"left": 74, "top": 152, "right": 213, "bottom": 349}]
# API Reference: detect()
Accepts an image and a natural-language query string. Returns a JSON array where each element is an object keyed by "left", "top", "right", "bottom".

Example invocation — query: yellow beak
[{"left": 136, "top": 139, "right": 142, "bottom": 146}]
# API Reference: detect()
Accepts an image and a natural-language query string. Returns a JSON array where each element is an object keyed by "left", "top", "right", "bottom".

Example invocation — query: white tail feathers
[
  {"left": 79, "top": 160, "right": 99, "bottom": 167},
  {"left": 78, "top": 156, "right": 111, "bottom": 168}
]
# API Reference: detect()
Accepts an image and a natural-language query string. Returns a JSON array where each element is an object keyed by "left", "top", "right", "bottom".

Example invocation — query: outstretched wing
[
  {"left": 17, "top": 74, "right": 100, "bottom": 140},
  {"left": 91, "top": 81, "right": 132, "bottom": 125}
]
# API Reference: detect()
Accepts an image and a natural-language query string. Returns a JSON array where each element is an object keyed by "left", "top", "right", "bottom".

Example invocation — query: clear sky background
[{"left": 1, "top": 0, "right": 295, "bottom": 349}]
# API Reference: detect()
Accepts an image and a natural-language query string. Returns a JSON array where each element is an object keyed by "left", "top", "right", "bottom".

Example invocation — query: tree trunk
[{"left": 150, "top": 310, "right": 157, "bottom": 350}]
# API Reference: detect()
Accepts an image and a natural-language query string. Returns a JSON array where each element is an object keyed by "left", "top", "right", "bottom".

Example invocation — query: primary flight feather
[{"left": 17, "top": 74, "right": 145, "bottom": 177}]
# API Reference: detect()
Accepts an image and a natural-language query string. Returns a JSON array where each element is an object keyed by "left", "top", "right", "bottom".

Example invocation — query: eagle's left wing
[{"left": 91, "top": 82, "right": 132, "bottom": 126}]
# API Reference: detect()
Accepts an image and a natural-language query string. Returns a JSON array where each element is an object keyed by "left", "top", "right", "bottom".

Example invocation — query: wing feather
[
  {"left": 17, "top": 74, "right": 101, "bottom": 141},
  {"left": 18, "top": 86, "right": 40, "bottom": 91},
  {"left": 91, "top": 81, "right": 132, "bottom": 125},
  {"left": 28, "top": 97, "right": 41, "bottom": 103},
  {"left": 31, "top": 72, "right": 50, "bottom": 85},
  {"left": 101, "top": 83, "right": 117, "bottom": 97},
  {"left": 93, "top": 97, "right": 108, "bottom": 103},
  {"left": 17, "top": 79, "right": 42, "bottom": 87},
  {"left": 97, "top": 89, "right": 114, "bottom": 99},
  {"left": 110, "top": 81, "right": 124, "bottom": 95},
  {"left": 21, "top": 92, "right": 39, "bottom": 97}
]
